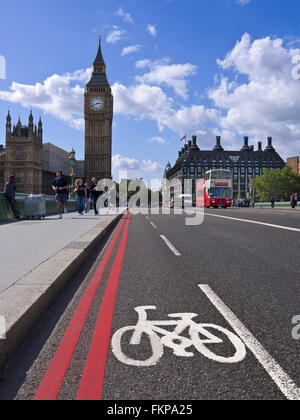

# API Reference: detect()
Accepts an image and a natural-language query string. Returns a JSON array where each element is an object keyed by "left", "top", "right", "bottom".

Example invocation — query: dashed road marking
[
  {"left": 160, "top": 235, "right": 181, "bottom": 256},
  {"left": 150, "top": 222, "right": 157, "bottom": 230},
  {"left": 199, "top": 285, "right": 300, "bottom": 401}
]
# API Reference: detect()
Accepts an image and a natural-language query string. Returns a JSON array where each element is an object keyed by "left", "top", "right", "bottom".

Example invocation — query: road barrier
[
  {"left": 0, "top": 192, "right": 77, "bottom": 221},
  {"left": 254, "top": 202, "right": 299, "bottom": 210}
]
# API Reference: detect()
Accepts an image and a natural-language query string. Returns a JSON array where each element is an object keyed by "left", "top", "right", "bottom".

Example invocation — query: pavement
[
  {"left": 0, "top": 211, "right": 118, "bottom": 293},
  {"left": 0, "top": 208, "right": 299, "bottom": 400},
  {"left": 0, "top": 209, "right": 124, "bottom": 372}
]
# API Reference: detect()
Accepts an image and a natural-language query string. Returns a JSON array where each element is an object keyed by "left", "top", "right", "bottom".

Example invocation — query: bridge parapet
[{"left": 0, "top": 192, "right": 77, "bottom": 221}]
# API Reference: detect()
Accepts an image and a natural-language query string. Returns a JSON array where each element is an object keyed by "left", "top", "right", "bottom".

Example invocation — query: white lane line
[
  {"left": 205, "top": 213, "right": 300, "bottom": 233},
  {"left": 150, "top": 222, "right": 157, "bottom": 230},
  {"left": 145, "top": 216, "right": 150, "bottom": 221},
  {"left": 160, "top": 235, "right": 181, "bottom": 256},
  {"left": 199, "top": 285, "right": 300, "bottom": 401}
]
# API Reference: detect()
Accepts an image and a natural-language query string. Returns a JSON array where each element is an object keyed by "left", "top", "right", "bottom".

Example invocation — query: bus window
[{"left": 211, "top": 170, "right": 231, "bottom": 180}]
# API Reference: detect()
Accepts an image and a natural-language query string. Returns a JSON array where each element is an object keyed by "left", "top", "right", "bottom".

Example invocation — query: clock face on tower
[{"left": 90, "top": 97, "right": 104, "bottom": 111}]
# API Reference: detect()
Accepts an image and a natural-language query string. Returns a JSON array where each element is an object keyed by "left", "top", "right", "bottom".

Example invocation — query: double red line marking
[{"left": 34, "top": 213, "right": 131, "bottom": 400}]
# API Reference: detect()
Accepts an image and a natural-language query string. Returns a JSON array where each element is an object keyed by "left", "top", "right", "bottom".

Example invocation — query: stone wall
[{"left": 0, "top": 193, "right": 77, "bottom": 222}]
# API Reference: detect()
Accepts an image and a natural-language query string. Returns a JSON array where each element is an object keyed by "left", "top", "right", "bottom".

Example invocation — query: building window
[
  {"left": 16, "top": 149, "right": 23, "bottom": 159},
  {"left": 15, "top": 170, "right": 24, "bottom": 184}
]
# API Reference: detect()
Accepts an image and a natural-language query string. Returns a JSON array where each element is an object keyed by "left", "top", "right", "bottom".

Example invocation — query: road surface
[{"left": 0, "top": 208, "right": 299, "bottom": 400}]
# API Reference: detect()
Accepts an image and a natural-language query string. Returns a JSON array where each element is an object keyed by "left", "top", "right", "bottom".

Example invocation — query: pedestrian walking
[
  {"left": 291, "top": 193, "right": 297, "bottom": 209},
  {"left": 90, "top": 177, "right": 102, "bottom": 215},
  {"left": 271, "top": 197, "right": 275, "bottom": 209},
  {"left": 74, "top": 179, "right": 87, "bottom": 216},
  {"left": 52, "top": 170, "right": 69, "bottom": 219},
  {"left": 85, "top": 183, "right": 91, "bottom": 213},
  {"left": 4, "top": 175, "right": 21, "bottom": 219}
]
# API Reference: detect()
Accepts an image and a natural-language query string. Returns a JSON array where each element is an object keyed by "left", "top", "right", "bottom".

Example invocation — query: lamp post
[
  {"left": 69, "top": 148, "right": 77, "bottom": 198},
  {"left": 248, "top": 179, "right": 254, "bottom": 202}
]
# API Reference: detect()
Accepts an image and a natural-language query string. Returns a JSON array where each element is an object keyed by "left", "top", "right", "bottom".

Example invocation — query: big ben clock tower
[{"left": 85, "top": 39, "right": 113, "bottom": 181}]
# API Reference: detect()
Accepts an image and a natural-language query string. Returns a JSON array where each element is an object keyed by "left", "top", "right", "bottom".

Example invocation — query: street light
[
  {"left": 69, "top": 148, "right": 77, "bottom": 198},
  {"left": 248, "top": 179, "right": 255, "bottom": 202}
]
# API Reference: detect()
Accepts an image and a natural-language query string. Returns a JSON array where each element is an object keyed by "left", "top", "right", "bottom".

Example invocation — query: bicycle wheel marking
[{"left": 111, "top": 306, "right": 247, "bottom": 367}]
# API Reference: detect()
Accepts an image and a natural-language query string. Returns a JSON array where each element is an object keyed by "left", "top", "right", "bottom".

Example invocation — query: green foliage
[
  {"left": 115, "top": 180, "right": 162, "bottom": 205},
  {"left": 253, "top": 167, "right": 300, "bottom": 201}
]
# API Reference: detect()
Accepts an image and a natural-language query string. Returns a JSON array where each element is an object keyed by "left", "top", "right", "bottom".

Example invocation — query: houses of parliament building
[
  {"left": 0, "top": 111, "right": 82, "bottom": 195},
  {"left": 0, "top": 39, "right": 113, "bottom": 194}
]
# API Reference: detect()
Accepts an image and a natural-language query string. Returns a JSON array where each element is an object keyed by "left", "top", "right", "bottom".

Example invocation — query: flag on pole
[{"left": 181, "top": 134, "right": 187, "bottom": 143}]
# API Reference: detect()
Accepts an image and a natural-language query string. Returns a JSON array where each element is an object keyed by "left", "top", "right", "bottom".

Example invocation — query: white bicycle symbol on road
[{"left": 112, "top": 306, "right": 247, "bottom": 367}]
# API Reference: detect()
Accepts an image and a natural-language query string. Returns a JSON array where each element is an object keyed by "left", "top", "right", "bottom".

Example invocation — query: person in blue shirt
[{"left": 52, "top": 171, "right": 69, "bottom": 219}]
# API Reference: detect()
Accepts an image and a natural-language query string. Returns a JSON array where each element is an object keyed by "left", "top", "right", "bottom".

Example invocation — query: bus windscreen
[{"left": 210, "top": 187, "right": 232, "bottom": 199}]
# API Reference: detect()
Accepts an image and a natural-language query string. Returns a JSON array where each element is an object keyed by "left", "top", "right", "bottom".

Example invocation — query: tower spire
[
  {"left": 93, "top": 37, "right": 106, "bottom": 74},
  {"left": 6, "top": 109, "right": 11, "bottom": 137},
  {"left": 28, "top": 109, "right": 34, "bottom": 135}
]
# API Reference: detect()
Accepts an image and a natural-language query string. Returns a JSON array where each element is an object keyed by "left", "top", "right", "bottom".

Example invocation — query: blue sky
[{"left": 1, "top": 0, "right": 300, "bottom": 181}]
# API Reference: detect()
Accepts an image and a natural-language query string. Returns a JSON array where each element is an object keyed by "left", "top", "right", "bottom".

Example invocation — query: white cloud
[
  {"left": 0, "top": 67, "right": 214, "bottom": 137},
  {"left": 142, "top": 159, "right": 162, "bottom": 172},
  {"left": 106, "top": 26, "right": 126, "bottom": 44},
  {"left": 112, "top": 154, "right": 162, "bottom": 181},
  {"left": 136, "top": 59, "right": 156, "bottom": 69},
  {"left": 147, "top": 25, "right": 157, "bottom": 37},
  {"left": 0, "top": 68, "right": 92, "bottom": 130},
  {"left": 3, "top": 32, "right": 300, "bottom": 159},
  {"left": 112, "top": 154, "right": 140, "bottom": 171},
  {"left": 148, "top": 136, "right": 167, "bottom": 144},
  {"left": 236, "top": 0, "right": 251, "bottom": 5},
  {"left": 121, "top": 44, "right": 142, "bottom": 56},
  {"left": 209, "top": 33, "right": 300, "bottom": 157},
  {"left": 112, "top": 82, "right": 219, "bottom": 134},
  {"left": 115, "top": 8, "right": 134, "bottom": 24},
  {"left": 135, "top": 59, "right": 197, "bottom": 99}
]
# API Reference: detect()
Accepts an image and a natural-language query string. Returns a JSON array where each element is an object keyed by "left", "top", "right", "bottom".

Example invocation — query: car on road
[{"left": 170, "top": 194, "right": 194, "bottom": 209}]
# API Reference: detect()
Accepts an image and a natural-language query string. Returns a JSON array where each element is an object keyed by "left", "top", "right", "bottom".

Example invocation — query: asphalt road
[{"left": 0, "top": 208, "right": 299, "bottom": 400}]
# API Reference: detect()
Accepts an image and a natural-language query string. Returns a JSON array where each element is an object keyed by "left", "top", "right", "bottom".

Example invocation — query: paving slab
[{"left": 0, "top": 212, "right": 117, "bottom": 294}]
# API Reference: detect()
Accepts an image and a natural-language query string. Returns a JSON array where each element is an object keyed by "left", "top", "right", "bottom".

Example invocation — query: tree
[{"left": 253, "top": 167, "right": 300, "bottom": 201}]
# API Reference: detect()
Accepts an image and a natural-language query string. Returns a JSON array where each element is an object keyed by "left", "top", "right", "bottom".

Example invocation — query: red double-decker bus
[{"left": 197, "top": 170, "right": 232, "bottom": 208}]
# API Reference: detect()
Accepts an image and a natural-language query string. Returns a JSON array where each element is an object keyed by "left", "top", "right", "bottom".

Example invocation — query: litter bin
[{"left": 24, "top": 195, "right": 46, "bottom": 220}]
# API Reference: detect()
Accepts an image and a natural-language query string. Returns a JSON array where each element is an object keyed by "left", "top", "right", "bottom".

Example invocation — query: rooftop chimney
[
  {"left": 214, "top": 136, "right": 224, "bottom": 151},
  {"left": 265, "top": 136, "right": 275, "bottom": 152},
  {"left": 188, "top": 140, "right": 192, "bottom": 148},
  {"left": 191, "top": 135, "right": 199, "bottom": 150},
  {"left": 242, "top": 136, "right": 250, "bottom": 151}
]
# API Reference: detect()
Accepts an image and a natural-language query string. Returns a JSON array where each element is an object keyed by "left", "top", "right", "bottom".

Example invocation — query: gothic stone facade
[
  {"left": 84, "top": 40, "right": 113, "bottom": 181},
  {"left": 0, "top": 111, "right": 43, "bottom": 194}
]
